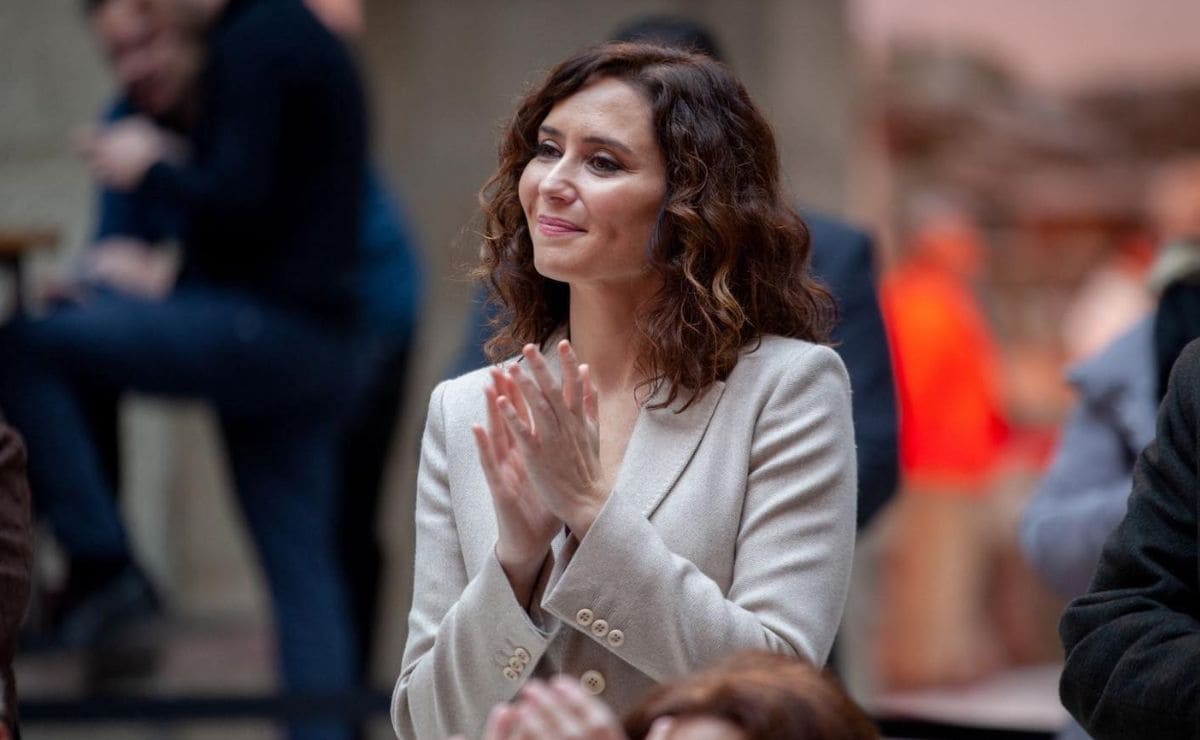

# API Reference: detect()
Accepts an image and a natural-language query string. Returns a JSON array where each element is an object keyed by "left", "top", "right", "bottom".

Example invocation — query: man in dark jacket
[
  {"left": 0, "top": 1, "right": 369, "bottom": 738},
  {"left": 0, "top": 423, "right": 32, "bottom": 740},
  {"left": 1059, "top": 338, "right": 1200, "bottom": 740}
]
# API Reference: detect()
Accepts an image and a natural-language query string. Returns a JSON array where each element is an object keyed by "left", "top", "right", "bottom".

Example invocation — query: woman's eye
[
  {"left": 589, "top": 155, "right": 623, "bottom": 174},
  {"left": 534, "top": 142, "right": 560, "bottom": 159}
]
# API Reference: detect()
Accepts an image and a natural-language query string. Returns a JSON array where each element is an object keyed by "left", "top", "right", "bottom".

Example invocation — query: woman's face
[{"left": 518, "top": 76, "right": 668, "bottom": 291}]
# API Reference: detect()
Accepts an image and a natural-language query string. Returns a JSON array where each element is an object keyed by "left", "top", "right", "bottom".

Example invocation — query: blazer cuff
[
  {"left": 541, "top": 492, "right": 652, "bottom": 661},
  {"left": 471, "top": 549, "right": 561, "bottom": 678}
]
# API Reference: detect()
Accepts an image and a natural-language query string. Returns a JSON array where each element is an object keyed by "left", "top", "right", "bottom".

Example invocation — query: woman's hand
[
  {"left": 498, "top": 341, "right": 604, "bottom": 538},
  {"left": 473, "top": 367, "right": 560, "bottom": 606},
  {"left": 480, "top": 677, "right": 629, "bottom": 740}
]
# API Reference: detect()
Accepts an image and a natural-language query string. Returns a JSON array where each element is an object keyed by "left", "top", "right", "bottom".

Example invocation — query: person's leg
[
  {"left": 0, "top": 316, "right": 154, "bottom": 650},
  {"left": 4, "top": 287, "right": 358, "bottom": 417},
  {"left": 220, "top": 415, "right": 357, "bottom": 740},
  {"left": 337, "top": 337, "right": 411, "bottom": 684},
  {"left": 0, "top": 333, "right": 129, "bottom": 569},
  {"left": 0, "top": 287, "right": 362, "bottom": 648}
]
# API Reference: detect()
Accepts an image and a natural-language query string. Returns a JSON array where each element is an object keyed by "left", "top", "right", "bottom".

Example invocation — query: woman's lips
[{"left": 537, "top": 216, "right": 585, "bottom": 236}]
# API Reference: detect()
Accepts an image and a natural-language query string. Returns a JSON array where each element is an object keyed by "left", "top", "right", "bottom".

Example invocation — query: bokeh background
[{"left": 3, "top": 0, "right": 1199, "bottom": 737}]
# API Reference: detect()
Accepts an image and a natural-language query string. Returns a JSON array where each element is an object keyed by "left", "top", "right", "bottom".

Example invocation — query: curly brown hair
[
  {"left": 477, "top": 42, "right": 834, "bottom": 409},
  {"left": 623, "top": 651, "right": 879, "bottom": 740}
]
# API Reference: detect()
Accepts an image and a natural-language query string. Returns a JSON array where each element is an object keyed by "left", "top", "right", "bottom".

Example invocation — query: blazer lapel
[{"left": 612, "top": 380, "right": 726, "bottom": 519}]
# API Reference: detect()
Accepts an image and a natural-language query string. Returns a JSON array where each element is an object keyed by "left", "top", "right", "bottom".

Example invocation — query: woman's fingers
[
  {"left": 523, "top": 344, "right": 571, "bottom": 424},
  {"left": 498, "top": 394, "right": 534, "bottom": 443},
  {"left": 547, "top": 675, "right": 624, "bottom": 738},
  {"left": 511, "top": 681, "right": 574, "bottom": 739},
  {"left": 472, "top": 424, "right": 506, "bottom": 497},
  {"left": 481, "top": 702, "right": 518, "bottom": 740},
  {"left": 559, "top": 339, "right": 585, "bottom": 416},
  {"left": 507, "top": 364, "right": 550, "bottom": 438},
  {"left": 644, "top": 716, "right": 675, "bottom": 740},
  {"left": 487, "top": 374, "right": 513, "bottom": 455},
  {"left": 500, "top": 369, "right": 534, "bottom": 433},
  {"left": 579, "top": 364, "right": 599, "bottom": 426},
  {"left": 518, "top": 681, "right": 581, "bottom": 737}
]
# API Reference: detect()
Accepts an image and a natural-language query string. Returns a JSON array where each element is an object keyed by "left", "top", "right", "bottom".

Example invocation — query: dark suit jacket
[
  {"left": 452, "top": 213, "right": 899, "bottom": 530},
  {"left": 1059, "top": 339, "right": 1200, "bottom": 740},
  {"left": 805, "top": 213, "right": 898, "bottom": 528},
  {"left": 0, "top": 423, "right": 32, "bottom": 735}
]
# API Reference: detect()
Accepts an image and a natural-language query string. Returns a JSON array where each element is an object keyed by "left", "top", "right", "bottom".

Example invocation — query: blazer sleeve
[
  {"left": 1058, "top": 342, "right": 1200, "bottom": 740},
  {"left": 540, "top": 344, "right": 856, "bottom": 679},
  {"left": 391, "top": 382, "right": 561, "bottom": 740}
]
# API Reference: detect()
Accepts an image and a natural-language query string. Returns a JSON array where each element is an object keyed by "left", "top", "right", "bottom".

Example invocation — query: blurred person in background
[
  {"left": 0, "top": 422, "right": 32, "bottom": 740},
  {"left": 878, "top": 195, "right": 1012, "bottom": 688},
  {"left": 0, "top": 0, "right": 372, "bottom": 737},
  {"left": 1058, "top": 338, "right": 1200, "bottom": 740},
  {"left": 455, "top": 15, "right": 899, "bottom": 533},
  {"left": 1021, "top": 155, "right": 1200, "bottom": 739},
  {"left": 1022, "top": 155, "right": 1200, "bottom": 600},
  {"left": 1058, "top": 234, "right": 1155, "bottom": 365},
  {"left": 392, "top": 42, "right": 856, "bottom": 739},
  {"left": 470, "top": 651, "right": 878, "bottom": 740},
  {"left": 55, "top": 0, "right": 422, "bottom": 709}
]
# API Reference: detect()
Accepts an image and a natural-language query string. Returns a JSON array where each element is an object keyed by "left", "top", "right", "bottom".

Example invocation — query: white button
[
  {"left": 590, "top": 619, "right": 609, "bottom": 637},
  {"left": 514, "top": 647, "right": 531, "bottom": 663},
  {"left": 508, "top": 656, "right": 524, "bottom": 671},
  {"left": 575, "top": 608, "right": 594, "bottom": 626},
  {"left": 503, "top": 667, "right": 519, "bottom": 681},
  {"left": 580, "top": 669, "right": 606, "bottom": 695},
  {"left": 606, "top": 629, "right": 624, "bottom": 647}
]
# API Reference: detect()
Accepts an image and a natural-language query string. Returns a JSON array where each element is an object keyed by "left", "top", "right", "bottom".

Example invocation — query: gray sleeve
[
  {"left": 1019, "top": 398, "right": 1136, "bottom": 599},
  {"left": 391, "top": 383, "right": 560, "bottom": 740}
]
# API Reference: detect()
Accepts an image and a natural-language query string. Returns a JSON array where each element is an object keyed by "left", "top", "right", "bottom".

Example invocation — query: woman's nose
[{"left": 538, "top": 161, "right": 575, "bottom": 202}]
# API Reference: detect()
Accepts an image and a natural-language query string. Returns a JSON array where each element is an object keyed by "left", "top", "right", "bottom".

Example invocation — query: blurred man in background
[
  {"left": 0, "top": 0, "right": 374, "bottom": 737},
  {"left": 55, "top": 0, "right": 421, "bottom": 713}
]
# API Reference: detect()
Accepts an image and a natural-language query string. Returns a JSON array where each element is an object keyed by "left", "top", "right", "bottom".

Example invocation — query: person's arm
[
  {"left": 139, "top": 29, "right": 280, "bottom": 219},
  {"left": 1058, "top": 343, "right": 1200, "bottom": 740},
  {"left": 827, "top": 231, "right": 898, "bottom": 529},
  {"left": 540, "top": 344, "right": 857, "bottom": 678},
  {"left": 0, "top": 424, "right": 32, "bottom": 737},
  {"left": 1019, "top": 398, "right": 1137, "bottom": 599},
  {"left": 391, "top": 382, "right": 561, "bottom": 740}
]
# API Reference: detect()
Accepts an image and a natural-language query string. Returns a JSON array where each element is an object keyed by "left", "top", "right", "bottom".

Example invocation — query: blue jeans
[{"left": 0, "top": 285, "right": 367, "bottom": 740}]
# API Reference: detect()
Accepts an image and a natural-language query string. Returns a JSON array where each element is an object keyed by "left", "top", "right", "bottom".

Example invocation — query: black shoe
[{"left": 56, "top": 564, "right": 162, "bottom": 651}]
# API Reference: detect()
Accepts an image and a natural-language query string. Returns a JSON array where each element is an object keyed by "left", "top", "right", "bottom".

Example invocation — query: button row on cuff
[
  {"left": 501, "top": 645, "right": 531, "bottom": 681},
  {"left": 576, "top": 609, "right": 625, "bottom": 648}
]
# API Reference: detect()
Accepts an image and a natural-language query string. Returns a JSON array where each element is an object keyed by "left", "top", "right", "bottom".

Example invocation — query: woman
[
  {"left": 472, "top": 651, "right": 878, "bottom": 740},
  {"left": 392, "top": 43, "right": 856, "bottom": 739}
]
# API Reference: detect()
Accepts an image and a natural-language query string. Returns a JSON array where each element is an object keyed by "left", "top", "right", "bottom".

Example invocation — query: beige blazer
[{"left": 391, "top": 335, "right": 857, "bottom": 739}]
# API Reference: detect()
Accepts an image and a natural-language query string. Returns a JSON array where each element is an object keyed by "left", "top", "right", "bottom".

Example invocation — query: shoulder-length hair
[
  {"left": 477, "top": 42, "right": 834, "bottom": 409},
  {"left": 623, "top": 651, "right": 879, "bottom": 739}
]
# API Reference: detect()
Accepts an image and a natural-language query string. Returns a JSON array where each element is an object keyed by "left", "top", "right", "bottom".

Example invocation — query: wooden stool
[{"left": 0, "top": 228, "right": 59, "bottom": 314}]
